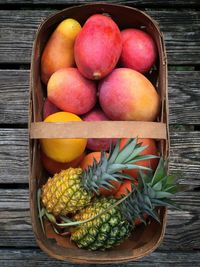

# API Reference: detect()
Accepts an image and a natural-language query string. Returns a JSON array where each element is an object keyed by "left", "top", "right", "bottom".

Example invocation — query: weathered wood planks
[
  {"left": 0, "top": 189, "right": 199, "bottom": 250},
  {"left": 0, "top": 129, "right": 200, "bottom": 185},
  {"left": 0, "top": 129, "right": 28, "bottom": 184},
  {"left": 0, "top": 248, "right": 200, "bottom": 267},
  {"left": 0, "top": 9, "right": 200, "bottom": 64},
  {"left": 169, "top": 131, "right": 200, "bottom": 185},
  {"left": 0, "top": 70, "right": 29, "bottom": 125},
  {"left": 168, "top": 71, "right": 200, "bottom": 125},
  {"left": 0, "top": 0, "right": 200, "bottom": 6},
  {"left": 0, "top": 70, "right": 200, "bottom": 125}
]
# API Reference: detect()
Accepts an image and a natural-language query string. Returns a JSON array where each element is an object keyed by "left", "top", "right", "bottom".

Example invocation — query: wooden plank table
[{"left": 0, "top": 0, "right": 200, "bottom": 266}]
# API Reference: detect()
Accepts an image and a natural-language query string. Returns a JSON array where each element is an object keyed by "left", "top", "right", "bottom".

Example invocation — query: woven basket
[{"left": 29, "top": 3, "right": 169, "bottom": 263}]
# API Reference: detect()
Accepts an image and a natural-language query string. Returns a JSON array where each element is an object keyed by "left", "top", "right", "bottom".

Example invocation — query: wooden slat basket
[{"left": 29, "top": 3, "right": 169, "bottom": 264}]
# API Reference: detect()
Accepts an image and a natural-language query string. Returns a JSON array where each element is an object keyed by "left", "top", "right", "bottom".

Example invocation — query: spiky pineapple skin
[
  {"left": 71, "top": 197, "right": 132, "bottom": 250},
  {"left": 42, "top": 168, "right": 92, "bottom": 216}
]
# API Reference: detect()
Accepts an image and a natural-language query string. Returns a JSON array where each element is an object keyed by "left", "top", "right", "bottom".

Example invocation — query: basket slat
[{"left": 30, "top": 121, "right": 167, "bottom": 139}]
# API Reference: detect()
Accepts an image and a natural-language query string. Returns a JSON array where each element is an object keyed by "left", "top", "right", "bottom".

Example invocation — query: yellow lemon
[{"left": 41, "top": 112, "right": 87, "bottom": 163}]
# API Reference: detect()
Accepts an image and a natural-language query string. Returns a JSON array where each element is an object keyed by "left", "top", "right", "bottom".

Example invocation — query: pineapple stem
[{"left": 37, "top": 188, "right": 45, "bottom": 234}]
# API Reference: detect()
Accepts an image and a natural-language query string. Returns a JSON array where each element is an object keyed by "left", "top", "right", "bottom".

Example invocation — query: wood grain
[
  {"left": 0, "top": 129, "right": 29, "bottom": 184},
  {"left": 1, "top": 70, "right": 200, "bottom": 125},
  {"left": 0, "top": 9, "right": 200, "bottom": 64},
  {"left": 168, "top": 71, "right": 200, "bottom": 125},
  {"left": 0, "top": 129, "right": 199, "bottom": 185},
  {"left": 0, "top": 249, "right": 200, "bottom": 267},
  {"left": 0, "top": 0, "right": 200, "bottom": 6},
  {"left": 0, "top": 189, "right": 199, "bottom": 250},
  {"left": 0, "top": 70, "right": 29, "bottom": 124},
  {"left": 169, "top": 131, "right": 200, "bottom": 185},
  {"left": 0, "top": 248, "right": 200, "bottom": 267}
]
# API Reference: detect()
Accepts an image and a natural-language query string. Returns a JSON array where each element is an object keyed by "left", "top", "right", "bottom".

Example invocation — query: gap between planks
[{"left": 0, "top": 9, "right": 200, "bottom": 64}]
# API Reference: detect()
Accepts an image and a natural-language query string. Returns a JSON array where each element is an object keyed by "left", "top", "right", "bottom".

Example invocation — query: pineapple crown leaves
[
  {"left": 119, "top": 157, "right": 182, "bottom": 225},
  {"left": 81, "top": 138, "right": 159, "bottom": 194}
]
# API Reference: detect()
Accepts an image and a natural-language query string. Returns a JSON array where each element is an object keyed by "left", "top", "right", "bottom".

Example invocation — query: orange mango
[
  {"left": 41, "top": 18, "right": 81, "bottom": 84},
  {"left": 99, "top": 68, "right": 160, "bottom": 121}
]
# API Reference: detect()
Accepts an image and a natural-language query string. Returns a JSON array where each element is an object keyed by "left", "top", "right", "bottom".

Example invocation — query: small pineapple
[
  {"left": 71, "top": 197, "right": 132, "bottom": 250},
  {"left": 41, "top": 138, "right": 156, "bottom": 216},
  {"left": 42, "top": 168, "right": 91, "bottom": 215},
  {"left": 69, "top": 158, "right": 180, "bottom": 250}
]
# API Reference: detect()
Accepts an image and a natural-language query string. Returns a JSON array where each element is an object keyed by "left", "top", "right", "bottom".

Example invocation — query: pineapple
[
  {"left": 41, "top": 138, "right": 156, "bottom": 216},
  {"left": 71, "top": 197, "right": 132, "bottom": 250},
  {"left": 69, "top": 158, "right": 180, "bottom": 250}
]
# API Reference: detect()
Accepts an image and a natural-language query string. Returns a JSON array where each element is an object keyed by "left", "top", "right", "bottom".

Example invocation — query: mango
[
  {"left": 119, "top": 138, "right": 158, "bottom": 179},
  {"left": 43, "top": 98, "right": 61, "bottom": 119},
  {"left": 41, "top": 151, "right": 85, "bottom": 175},
  {"left": 74, "top": 14, "right": 122, "bottom": 80},
  {"left": 82, "top": 107, "right": 116, "bottom": 151},
  {"left": 120, "top": 29, "right": 157, "bottom": 73},
  {"left": 99, "top": 68, "right": 160, "bottom": 121},
  {"left": 48, "top": 68, "right": 97, "bottom": 115},
  {"left": 41, "top": 18, "right": 81, "bottom": 84}
]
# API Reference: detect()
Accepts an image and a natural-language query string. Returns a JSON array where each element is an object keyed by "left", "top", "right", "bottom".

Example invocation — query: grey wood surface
[
  {"left": 0, "top": 129, "right": 200, "bottom": 185},
  {"left": 0, "top": 0, "right": 200, "bottom": 6},
  {"left": 0, "top": 9, "right": 200, "bottom": 64},
  {"left": 0, "top": 189, "right": 199, "bottom": 249},
  {"left": 0, "top": 0, "right": 199, "bottom": 266},
  {"left": 0, "top": 249, "right": 200, "bottom": 267},
  {"left": 0, "top": 70, "right": 200, "bottom": 125}
]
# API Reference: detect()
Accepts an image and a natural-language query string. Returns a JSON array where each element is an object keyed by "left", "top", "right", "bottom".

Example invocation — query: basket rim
[{"left": 29, "top": 2, "right": 169, "bottom": 263}]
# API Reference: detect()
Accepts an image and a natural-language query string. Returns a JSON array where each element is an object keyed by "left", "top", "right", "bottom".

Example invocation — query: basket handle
[{"left": 30, "top": 121, "right": 167, "bottom": 139}]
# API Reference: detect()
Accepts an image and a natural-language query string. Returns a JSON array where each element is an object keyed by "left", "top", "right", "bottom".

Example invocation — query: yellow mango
[{"left": 41, "top": 18, "right": 81, "bottom": 84}]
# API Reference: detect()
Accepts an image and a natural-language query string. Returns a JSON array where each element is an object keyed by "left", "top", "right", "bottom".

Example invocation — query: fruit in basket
[
  {"left": 70, "top": 159, "right": 179, "bottom": 250},
  {"left": 114, "top": 179, "right": 134, "bottom": 198},
  {"left": 43, "top": 98, "right": 61, "bottom": 119},
  {"left": 82, "top": 108, "right": 116, "bottom": 151},
  {"left": 80, "top": 152, "right": 121, "bottom": 196},
  {"left": 41, "top": 18, "right": 81, "bottom": 84},
  {"left": 120, "top": 29, "right": 157, "bottom": 73},
  {"left": 41, "top": 151, "right": 85, "bottom": 175},
  {"left": 99, "top": 68, "right": 160, "bottom": 121},
  {"left": 41, "top": 139, "right": 156, "bottom": 215},
  {"left": 47, "top": 68, "right": 97, "bottom": 115},
  {"left": 71, "top": 197, "right": 131, "bottom": 250},
  {"left": 114, "top": 179, "right": 148, "bottom": 225},
  {"left": 120, "top": 138, "right": 159, "bottom": 179},
  {"left": 40, "top": 111, "right": 87, "bottom": 163},
  {"left": 74, "top": 14, "right": 122, "bottom": 80}
]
